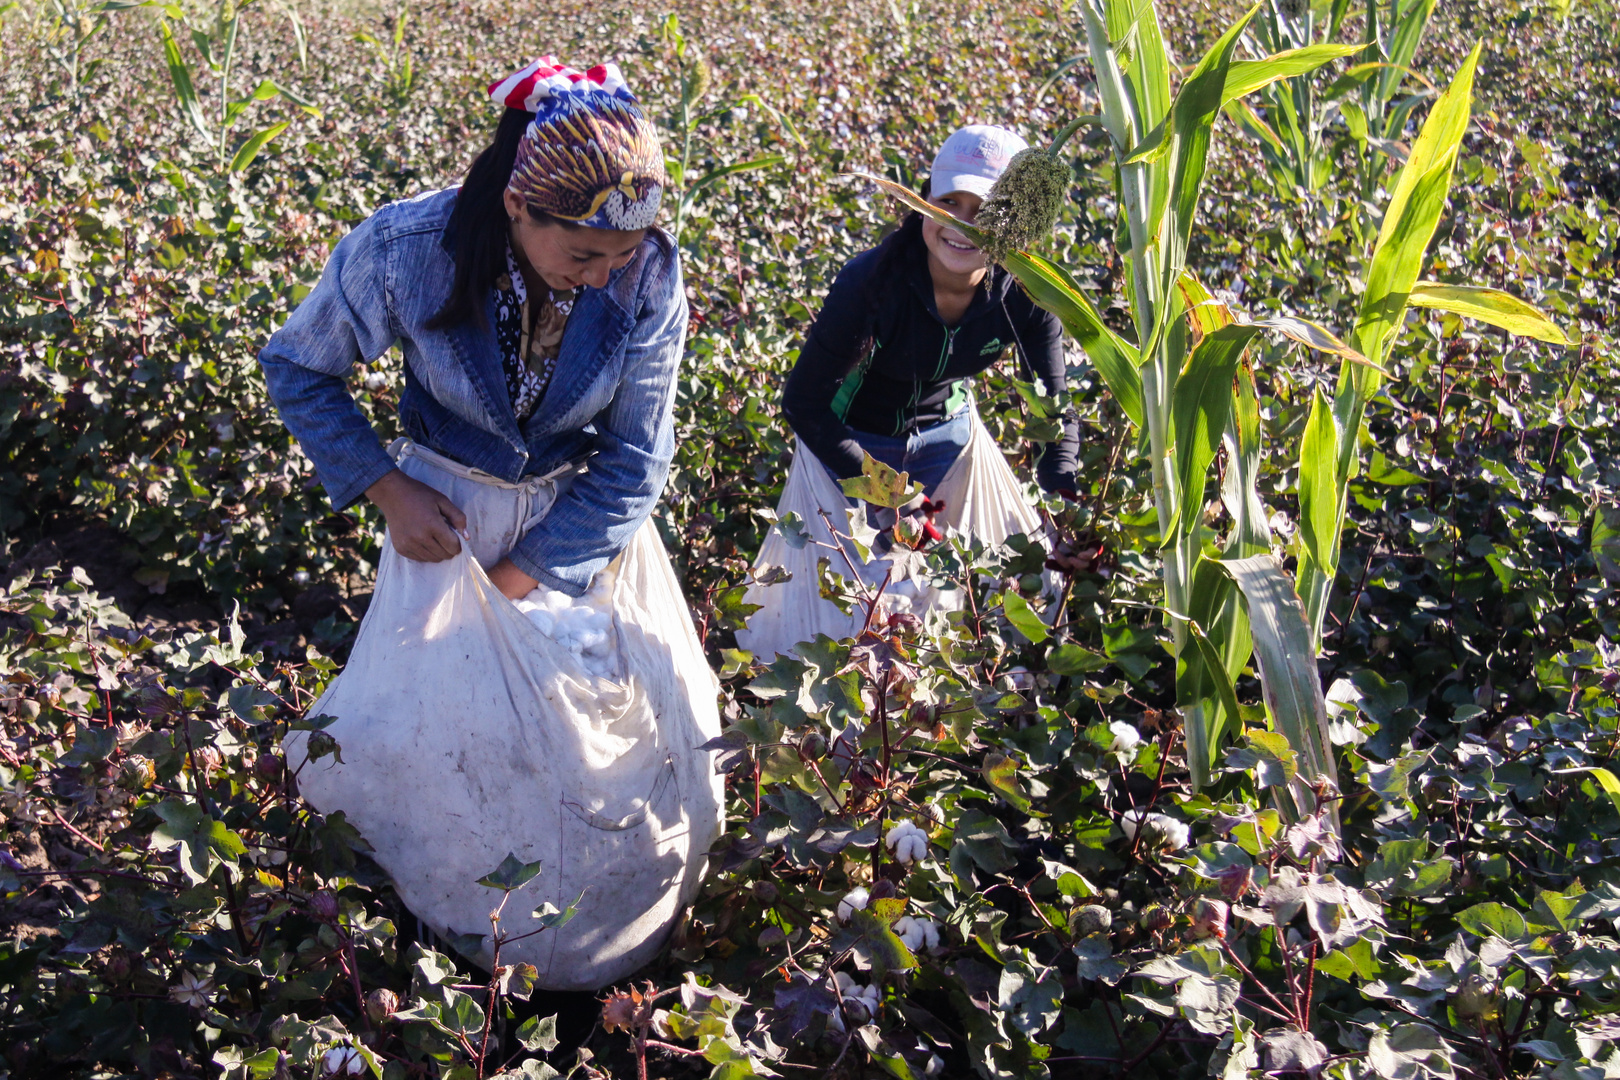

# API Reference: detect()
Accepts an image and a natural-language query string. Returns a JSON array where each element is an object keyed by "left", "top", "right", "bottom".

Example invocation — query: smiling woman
[
  {"left": 255, "top": 56, "right": 722, "bottom": 989},
  {"left": 735, "top": 126, "right": 1084, "bottom": 659}
]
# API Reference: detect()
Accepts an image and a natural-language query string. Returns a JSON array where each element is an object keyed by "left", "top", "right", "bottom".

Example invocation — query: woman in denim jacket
[
  {"left": 260, "top": 58, "right": 684, "bottom": 598},
  {"left": 259, "top": 60, "right": 723, "bottom": 991}
]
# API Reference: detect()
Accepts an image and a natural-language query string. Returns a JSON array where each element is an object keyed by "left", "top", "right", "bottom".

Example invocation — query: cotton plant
[{"left": 836, "top": 886, "right": 869, "bottom": 922}]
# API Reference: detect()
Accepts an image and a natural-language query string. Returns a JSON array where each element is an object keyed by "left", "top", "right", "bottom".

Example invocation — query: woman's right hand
[{"left": 364, "top": 469, "right": 468, "bottom": 562}]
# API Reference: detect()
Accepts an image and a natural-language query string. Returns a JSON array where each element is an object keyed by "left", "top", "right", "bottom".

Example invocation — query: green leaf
[
  {"left": 439, "top": 987, "right": 486, "bottom": 1036},
  {"left": 532, "top": 889, "right": 586, "bottom": 930},
  {"left": 839, "top": 451, "right": 922, "bottom": 508},
  {"left": 1047, "top": 642, "right": 1108, "bottom": 675},
  {"left": 1368, "top": 450, "right": 1424, "bottom": 485},
  {"left": 1353, "top": 45, "right": 1481, "bottom": 370},
  {"left": 1001, "top": 589, "right": 1049, "bottom": 644},
  {"left": 1406, "top": 282, "right": 1571, "bottom": 345},
  {"left": 981, "top": 752, "right": 1041, "bottom": 815},
  {"left": 228, "top": 121, "right": 290, "bottom": 173},
  {"left": 682, "top": 154, "right": 787, "bottom": 207},
  {"left": 1231, "top": 729, "right": 1298, "bottom": 789},
  {"left": 476, "top": 852, "right": 542, "bottom": 891},
  {"left": 1221, "top": 44, "right": 1366, "bottom": 105},
  {"left": 1297, "top": 387, "right": 1341, "bottom": 577},
  {"left": 1316, "top": 938, "right": 1382, "bottom": 982},
  {"left": 852, "top": 907, "right": 917, "bottom": 979},
  {"left": 1216, "top": 556, "right": 1337, "bottom": 828},
  {"left": 517, "top": 1013, "right": 560, "bottom": 1052},
  {"left": 1001, "top": 250, "right": 1145, "bottom": 429},
  {"left": 1456, "top": 902, "right": 1527, "bottom": 941},
  {"left": 1171, "top": 324, "right": 1254, "bottom": 536},
  {"left": 151, "top": 798, "right": 247, "bottom": 884},
  {"left": 157, "top": 19, "right": 211, "bottom": 139}
]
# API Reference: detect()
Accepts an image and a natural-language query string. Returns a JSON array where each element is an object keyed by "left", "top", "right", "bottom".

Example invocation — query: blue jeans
[{"left": 845, "top": 404, "right": 973, "bottom": 494}]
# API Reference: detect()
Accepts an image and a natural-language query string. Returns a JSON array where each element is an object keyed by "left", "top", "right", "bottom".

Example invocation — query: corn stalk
[{"left": 861, "top": 1, "right": 1569, "bottom": 829}]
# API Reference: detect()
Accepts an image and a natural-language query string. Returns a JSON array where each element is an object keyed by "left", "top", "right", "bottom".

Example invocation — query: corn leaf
[
  {"left": 1297, "top": 388, "right": 1341, "bottom": 583},
  {"left": 852, "top": 172, "right": 1146, "bottom": 429},
  {"left": 1154, "top": 4, "right": 1258, "bottom": 302},
  {"left": 1406, "top": 282, "right": 1571, "bottom": 345},
  {"left": 852, "top": 171, "right": 990, "bottom": 246},
  {"left": 1222, "top": 43, "right": 1366, "bottom": 103},
  {"left": 1126, "top": 41, "right": 1360, "bottom": 166},
  {"left": 1103, "top": 0, "right": 1172, "bottom": 134},
  {"left": 1171, "top": 324, "right": 1257, "bottom": 537},
  {"left": 1217, "top": 555, "right": 1339, "bottom": 830},
  {"left": 1176, "top": 271, "right": 1236, "bottom": 339},
  {"left": 1177, "top": 561, "right": 1248, "bottom": 786},
  {"left": 158, "top": 19, "right": 211, "bottom": 139},
  {"left": 228, "top": 121, "right": 289, "bottom": 173},
  {"left": 1002, "top": 251, "right": 1145, "bottom": 429},
  {"left": 1222, "top": 365, "right": 1270, "bottom": 556}
]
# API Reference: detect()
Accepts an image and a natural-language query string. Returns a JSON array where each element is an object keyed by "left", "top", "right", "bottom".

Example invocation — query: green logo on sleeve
[{"left": 979, "top": 337, "right": 1003, "bottom": 356}]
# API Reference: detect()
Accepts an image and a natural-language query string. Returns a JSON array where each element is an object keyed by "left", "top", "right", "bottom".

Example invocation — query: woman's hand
[
  {"left": 487, "top": 560, "right": 540, "bottom": 601},
  {"left": 365, "top": 469, "right": 467, "bottom": 562}
]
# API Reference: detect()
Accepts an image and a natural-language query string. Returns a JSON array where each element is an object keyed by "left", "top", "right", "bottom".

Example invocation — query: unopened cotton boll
[
  {"left": 893, "top": 915, "right": 940, "bottom": 951},
  {"left": 836, "top": 886, "right": 869, "bottom": 922},
  {"left": 1120, "top": 809, "right": 1190, "bottom": 852},
  {"left": 884, "top": 820, "right": 929, "bottom": 865},
  {"left": 1108, "top": 721, "right": 1142, "bottom": 754}
]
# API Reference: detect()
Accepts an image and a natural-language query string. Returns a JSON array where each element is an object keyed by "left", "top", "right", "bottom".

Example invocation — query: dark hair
[
  {"left": 861, "top": 177, "right": 930, "bottom": 332},
  {"left": 426, "top": 107, "right": 578, "bottom": 331}
]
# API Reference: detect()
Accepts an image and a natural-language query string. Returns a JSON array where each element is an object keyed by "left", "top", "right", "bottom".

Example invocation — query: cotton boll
[
  {"left": 1108, "top": 721, "right": 1142, "bottom": 754},
  {"left": 884, "top": 820, "right": 929, "bottom": 865},
  {"left": 1120, "top": 809, "right": 1190, "bottom": 851},
  {"left": 893, "top": 915, "right": 941, "bottom": 951},
  {"left": 834, "top": 971, "right": 880, "bottom": 1019},
  {"left": 836, "top": 886, "right": 869, "bottom": 922},
  {"left": 522, "top": 606, "right": 555, "bottom": 637}
]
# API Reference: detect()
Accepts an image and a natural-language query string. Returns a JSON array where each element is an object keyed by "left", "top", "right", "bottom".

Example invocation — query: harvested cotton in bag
[{"left": 285, "top": 440, "right": 722, "bottom": 990}]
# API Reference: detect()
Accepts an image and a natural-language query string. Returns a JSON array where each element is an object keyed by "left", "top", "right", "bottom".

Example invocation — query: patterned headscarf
[{"left": 490, "top": 57, "right": 667, "bottom": 231}]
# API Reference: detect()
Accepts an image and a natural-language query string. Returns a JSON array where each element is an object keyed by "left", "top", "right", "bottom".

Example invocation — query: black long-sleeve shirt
[{"left": 782, "top": 242, "right": 1080, "bottom": 490}]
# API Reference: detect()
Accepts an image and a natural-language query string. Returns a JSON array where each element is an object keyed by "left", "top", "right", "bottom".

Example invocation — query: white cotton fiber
[{"left": 516, "top": 567, "right": 623, "bottom": 680}]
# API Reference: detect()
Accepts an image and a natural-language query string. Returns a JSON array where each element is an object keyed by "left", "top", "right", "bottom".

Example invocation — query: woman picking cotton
[
  {"left": 260, "top": 58, "right": 721, "bottom": 990},
  {"left": 737, "top": 126, "right": 1080, "bottom": 659}
]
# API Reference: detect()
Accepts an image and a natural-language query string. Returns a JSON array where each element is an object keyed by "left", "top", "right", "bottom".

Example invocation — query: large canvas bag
[
  {"left": 284, "top": 440, "right": 723, "bottom": 990},
  {"left": 735, "top": 412, "right": 1046, "bottom": 660}
]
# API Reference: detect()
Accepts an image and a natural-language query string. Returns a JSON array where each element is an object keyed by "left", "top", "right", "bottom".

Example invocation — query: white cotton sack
[{"left": 516, "top": 566, "right": 624, "bottom": 681}]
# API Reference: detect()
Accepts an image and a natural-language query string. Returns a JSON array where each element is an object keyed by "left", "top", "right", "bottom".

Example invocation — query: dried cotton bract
[{"left": 975, "top": 147, "right": 1072, "bottom": 264}]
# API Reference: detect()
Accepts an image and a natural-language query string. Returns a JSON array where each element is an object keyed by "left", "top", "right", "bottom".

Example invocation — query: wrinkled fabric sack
[
  {"left": 736, "top": 411, "right": 1046, "bottom": 660},
  {"left": 285, "top": 440, "right": 722, "bottom": 990}
]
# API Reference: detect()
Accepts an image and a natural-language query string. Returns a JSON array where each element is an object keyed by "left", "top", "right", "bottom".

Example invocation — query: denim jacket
[{"left": 258, "top": 187, "right": 687, "bottom": 596}]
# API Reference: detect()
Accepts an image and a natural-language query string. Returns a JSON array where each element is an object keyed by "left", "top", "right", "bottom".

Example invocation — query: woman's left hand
[{"left": 488, "top": 559, "right": 540, "bottom": 601}]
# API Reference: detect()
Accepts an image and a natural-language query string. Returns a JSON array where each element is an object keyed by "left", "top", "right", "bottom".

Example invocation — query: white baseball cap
[{"left": 928, "top": 125, "right": 1029, "bottom": 199}]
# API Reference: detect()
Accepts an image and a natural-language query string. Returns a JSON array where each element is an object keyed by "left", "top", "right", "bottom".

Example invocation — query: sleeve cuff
[
  {"left": 503, "top": 543, "right": 589, "bottom": 599},
  {"left": 325, "top": 444, "right": 399, "bottom": 511}
]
